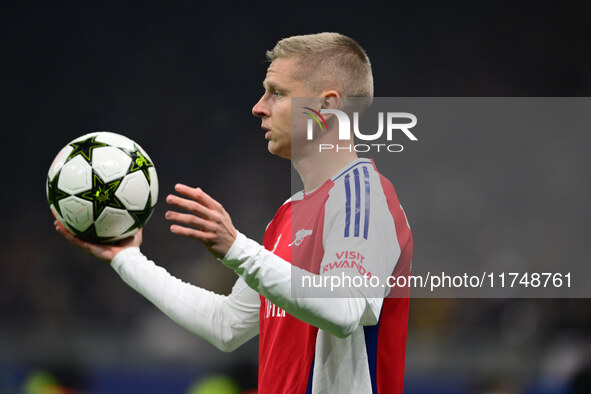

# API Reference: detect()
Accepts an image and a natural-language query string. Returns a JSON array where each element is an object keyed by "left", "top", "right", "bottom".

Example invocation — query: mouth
[{"left": 262, "top": 125, "right": 272, "bottom": 140}]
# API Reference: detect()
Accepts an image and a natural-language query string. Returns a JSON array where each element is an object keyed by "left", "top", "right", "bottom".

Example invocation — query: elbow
[
  {"left": 209, "top": 324, "right": 256, "bottom": 353},
  {"left": 330, "top": 321, "right": 358, "bottom": 338},
  {"left": 210, "top": 330, "right": 244, "bottom": 353},
  {"left": 214, "top": 340, "right": 240, "bottom": 353},
  {"left": 323, "top": 312, "right": 360, "bottom": 338},
  {"left": 319, "top": 299, "right": 365, "bottom": 338}
]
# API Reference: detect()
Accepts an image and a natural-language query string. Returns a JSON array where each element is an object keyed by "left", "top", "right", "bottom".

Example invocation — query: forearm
[
  {"left": 111, "top": 248, "right": 259, "bottom": 352},
  {"left": 221, "top": 233, "right": 374, "bottom": 338}
]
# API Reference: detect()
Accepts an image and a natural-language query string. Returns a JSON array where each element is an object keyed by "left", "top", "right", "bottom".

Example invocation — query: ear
[{"left": 320, "top": 90, "right": 341, "bottom": 110}]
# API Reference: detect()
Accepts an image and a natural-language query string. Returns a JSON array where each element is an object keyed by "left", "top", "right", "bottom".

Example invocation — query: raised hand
[{"left": 165, "top": 184, "right": 237, "bottom": 259}]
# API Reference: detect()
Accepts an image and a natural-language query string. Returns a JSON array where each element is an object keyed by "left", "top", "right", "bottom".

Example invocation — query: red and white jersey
[
  {"left": 111, "top": 157, "right": 412, "bottom": 394},
  {"left": 258, "top": 158, "right": 413, "bottom": 393}
]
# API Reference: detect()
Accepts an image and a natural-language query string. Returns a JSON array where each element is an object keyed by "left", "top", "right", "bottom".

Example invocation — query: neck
[{"left": 292, "top": 146, "right": 359, "bottom": 192}]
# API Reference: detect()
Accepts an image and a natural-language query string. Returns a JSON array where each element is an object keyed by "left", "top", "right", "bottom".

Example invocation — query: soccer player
[{"left": 55, "top": 32, "right": 413, "bottom": 393}]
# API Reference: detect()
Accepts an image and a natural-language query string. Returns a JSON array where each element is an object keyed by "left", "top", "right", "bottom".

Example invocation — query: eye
[{"left": 271, "top": 90, "right": 282, "bottom": 98}]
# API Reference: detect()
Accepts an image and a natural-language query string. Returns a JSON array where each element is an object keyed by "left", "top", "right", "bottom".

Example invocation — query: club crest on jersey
[{"left": 289, "top": 229, "right": 313, "bottom": 246}]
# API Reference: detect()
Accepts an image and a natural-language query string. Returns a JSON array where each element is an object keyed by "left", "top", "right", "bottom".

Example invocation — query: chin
[{"left": 267, "top": 142, "right": 291, "bottom": 159}]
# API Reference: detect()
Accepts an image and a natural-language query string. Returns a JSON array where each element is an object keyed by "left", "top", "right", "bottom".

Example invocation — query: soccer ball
[{"left": 47, "top": 131, "right": 158, "bottom": 243}]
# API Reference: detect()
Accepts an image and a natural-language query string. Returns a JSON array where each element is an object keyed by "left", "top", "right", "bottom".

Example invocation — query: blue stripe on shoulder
[
  {"left": 344, "top": 173, "right": 351, "bottom": 237},
  {"left": 353, "top": 168, "right": 361, "bottom": 237},
  {"left": 363, "top": 166, "right": 371, "bottom": 239},
  {"left": 343, "top": 166, "right": 373, "bottom": 239}
]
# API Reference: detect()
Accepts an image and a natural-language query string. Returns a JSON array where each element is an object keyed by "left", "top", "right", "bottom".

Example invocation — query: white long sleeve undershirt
[
  {"left": 111, "top": 247, "right": 260, "bottom": 352},
  {"left": 110, "top": 230, "right": 379, "bottom": 353}
]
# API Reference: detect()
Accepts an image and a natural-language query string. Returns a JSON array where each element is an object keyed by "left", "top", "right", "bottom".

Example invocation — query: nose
[{"left": 252, "top": 94, "right": 270, "bottom": 118}]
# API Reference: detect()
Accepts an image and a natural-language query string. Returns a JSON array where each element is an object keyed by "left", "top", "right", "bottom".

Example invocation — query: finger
[
  {"left": 54, "top": 219, "right": 67, "bottom": 232},
  {"left": 166, "top": 194, "right": 214, "bottom": 219},
  {"left": 165, "top": 210, "right": 214, "bottom": 231},
  {"left": 174, "top": 184, "right": 222, "bottom": 210},
  {"left": 54, "top": 220, "right": 75, "bottom": 240},
  {"left": 169, "top": 224, "right": 214, "bottom": 242}
]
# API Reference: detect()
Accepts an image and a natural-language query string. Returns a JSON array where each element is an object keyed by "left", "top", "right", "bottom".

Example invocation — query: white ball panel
[
  {"left": 48, "top": 145, "right": 74, "bottom": 181},
  {"left": 95, "top": 207, "right": 135, "bottom": 237},
  {"left": 59, "top": 196, "right": 93, "bottom": 232},
  {"left": 92, "top": 146, "right": 132, "bottom": 183},
  {"left": 95, "top": 131, "right": 135, "bottom": 151},
  {"left": 148, "top": 167, "right": 159, "bottom": 206},
  {"left": 58, "top": 155, "right": 92, "bottom": 194},
  {"left": 115, "top": 171, "right": 150, "bottom": 210}
]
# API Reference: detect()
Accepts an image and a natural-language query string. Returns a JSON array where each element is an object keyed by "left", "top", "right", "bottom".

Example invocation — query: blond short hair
[{"left": 266, "top": 32, "right": 374, "bottom": 97}]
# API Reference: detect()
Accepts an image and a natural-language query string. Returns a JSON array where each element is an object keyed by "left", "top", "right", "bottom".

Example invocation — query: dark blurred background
[{"left": 1, "top": 1, "right": 590, "bottom": 393}]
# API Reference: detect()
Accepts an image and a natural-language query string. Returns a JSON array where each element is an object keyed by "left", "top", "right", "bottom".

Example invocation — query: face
[{"left": 252, "top": 57, "right": 311, "bottom": 159}]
